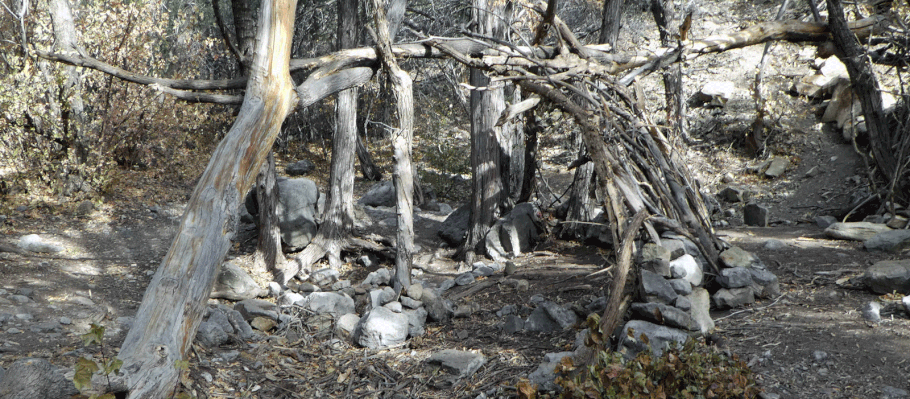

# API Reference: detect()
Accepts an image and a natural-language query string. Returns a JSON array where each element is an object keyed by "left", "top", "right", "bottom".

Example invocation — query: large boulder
[
  {"left": 245, "top": 177, "right": 321, "bottom": 250},
  {"left": 210, "top": 262, "right": 267, "bottom": 300},
  {"left": 352, "top": 307, "right": 409, "bottom": 349},
  {"left": 861, "top": 260, "right": 910, "bottom": 295},
  {"left": 618, "top": 320, "right": 690, "bottom": 358},
  {"left": 358, "top": 180, "right": 396, "bottom": 207},
  {"left": 864, "top": 230, "right": 910, "bottom": 253},
  {"left": 438, "top": 204, "right": 470, "bottom": 247},
  {"left": 824, "top": 222, "right": 892, "bottom": 241},
  {"left": 0, "top": 358, "right": 79, "bottom": 399}
]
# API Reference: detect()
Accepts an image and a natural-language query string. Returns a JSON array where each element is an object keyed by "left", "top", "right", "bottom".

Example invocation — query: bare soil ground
[{"left": 1, "top": 1, "right": 909, "bottom": 398}]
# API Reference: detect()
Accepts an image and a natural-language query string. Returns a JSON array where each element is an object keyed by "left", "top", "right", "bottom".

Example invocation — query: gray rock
[
  {"left": 278, "top": 292, "right": 305, "bottom": 307},
  {"left": 674, "top": 295, "right": 692, "bottom": 311},
  {"left": 331, "top": 280, "right": 351, "bottom": 291},
  {"left": 29, "top": 322, "right": 61, "bottom": 333},
  {"left": 529, "top": 294, "right": 546, "bottom": 305},
  {"left": 659, "top": 238, "right": 688, "bottom": 259},
  {"left": 713, "top": 287, "right": 755, "bottom": 309},
  {"left": 501, "top": 315, "right": 525, "bottom": 333},
  {"left": 211, "top": 262, "right": 267, "bottom": 300},
  {"left": 361, "top": 268, "right": 392, "bottom": 287},
  {"left": 383, "top": 301, "right": 403, "bottom": 313},
  {"left": 335, "top": 313, "right": 360, "bottom": 338},
  {"left": 300, "top": 292, "right": 355, "bottom": 316},
  {"left": 764, "top": 157, "right": 789, "bottom": 178},
  {"left": 639, "top": 243, "right": 672, "bottom": 277},
  {"left": 743, "top": 202, "right": 769, "bottom": 227},
  {"left": 0, "top": 358, "right": 78, "bottom": 399},
  {"left": 861, "top": 260, "right": 910, "bottom": 294},
  {"left": 825, "top": 222, "right": 892, "bottom": 241},
  {"left": 881, "top": 385, "right": 909, "bottom": 399},
  {"left": 719, "top": 246, "right": 764, "bottom": 269},
  {"left": 815, "top": 215, "right": 838, "bottom": 228},
  {"left": 525, "top": 307, "right": 561, "bottom": 333},
  {"left": 246, "top": 178, "right": 321, "bottom": 250},
  {"left": 586, "top": 297, "right": 607, "bottom": 314},
  {"left": 17, "top": 234, "right": 64, "bottom": 254},
  {"left": 437, "top": 278, "right": 456, "bottom": 293},
  {"left": 864, "top": 230, "right": 910, "bottom": 253},
  {"left": 406, "top": 283, "right": 423, "bottom": 301},
  {"left": 437, "top": 204, "right": 470, "bottom": 247},
  {"left": 352, "top": 307, "right": 409, "bottom": 349},
  {"left": 717, "top": 267, "right": 754, "bottom": 289},
  {"left": 58, "top": 317, "right": 71, "bottom": 325},
  {"left": 668, "top": 279, "right": 692, "bottom": 295},
  {"left": 903, "top": 296, "right": 910, "bottom": 315},
  {"left": 426, "top": 349, "right": 487, "bottom": 378},
  {"left": 400, "top": 296, "right": 423, "bottom": 309},
  {"left": 205, "top": 307, "right": 235, "bottom": 335},
  {"left": 455, "top": 272, "right": 475, "bottom": 286},
  {"left": 618, "top": 320, "right": 689, "bottom": 358},
  {"left": 685, "top": 288, "right": 714, "bottom": 335},
  {"left": 863, "top": 301, "right": 882, "bottom": 323},
  {"left": 234, "top": 298, "right": 279, "bottom": 322},
  {"left": 763, "top": 239, "right": 786, "bottom": 250},
  {"left": 641, "top": 269, "right": 678, "bottom": 304},
  {"left": 358, "top": 181, "right": 396, "bottom": 207},
  {"left": 497, "top": 304, "right": 517, "bottom": 317},
  {"left": 268, "top": 281, "right": 282, "bottom": 297},
  {"left": 698, "top": 81, "right": 735, "bottom": 106},
  {"left": 472, "top": 265, "right": 496, "bottom": 278},
  {"left": 422, "top": 290, "right": 454, "bottom": 322},
  {"left": 750, "top": 268, "right": 781, "bottom": 298},
  {"left": 540, "top": 301, "right": 578, "bottom": 329},
  {"left": 285, "top": 159, "right": 315, "bottom": 176},
  {"left": 310, "top": 268, "right": 341, "bottom": 287},
  {"left": 358, "top": 254, "right": 379, "bottom": 268},
  {"left": 9, "top": 295, "right": 30, "bottom": 304},
  {"left": 718, "top": 186, "right": 748, "bottom": 203},
  {"left": 670, "top": 254, "right": 703, "bottom": 287},
  {"left": 528, "top": 352, "right": 574, "bottom": 391},
  {"left": 403, "top": 307, "right": 428, "bottom": 337},
  {"left": 16, "top": 288, "right": 33, "bottom": 297},
  {"left": 812, "top": 350, "right": 829, "bottom": 362},
  {"left": 630, "top": 302, "right": 698, "bottom": 331},
  {"left": 196, "top": 321, "right": 230, "bottom": 347}
]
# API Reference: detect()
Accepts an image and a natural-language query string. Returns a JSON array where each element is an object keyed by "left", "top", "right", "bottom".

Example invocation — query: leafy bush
[{"left": 552, "top": 316, "right": 760, "bottom": 399}]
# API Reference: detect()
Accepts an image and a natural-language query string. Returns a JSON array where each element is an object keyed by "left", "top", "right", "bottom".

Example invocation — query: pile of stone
[{"left": 713, "top": 246, "right": 781, "bottom": 309}]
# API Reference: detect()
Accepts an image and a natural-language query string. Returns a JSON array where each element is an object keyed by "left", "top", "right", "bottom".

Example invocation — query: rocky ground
[{"left": 2, "top": 1, "right": 910, "bottom": 398}]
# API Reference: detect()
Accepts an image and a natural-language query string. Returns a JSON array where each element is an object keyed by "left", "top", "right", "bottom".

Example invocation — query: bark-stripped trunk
[
  {"left": 252, "top": 152, "right": 282, "bottom": 277},
  {"left": 232, "top": 0, "right": 261, "bottom": 66},
  {"left": 650, "top": 0, "right": 690, "bottom": 143},
  {"left": 827, "top": 0, "right": 897, "bottom": 183},
  {"left": 356, "top": 134, "right": 383, "bottom": 181},
  {"left": 461, "top": 0, "right": 506, "bottom": 261},
  {"left": 600, "top": 0, "right": 623, "bottom": 47},
  {"left": 112, "top": 1, "right": 298, "bottom": 397},
  {"left": 48, "top": 0, "right": 87, "bottom": 163},
  {"left": 371, "top": 0, "right": 415, "bottom": 293}
]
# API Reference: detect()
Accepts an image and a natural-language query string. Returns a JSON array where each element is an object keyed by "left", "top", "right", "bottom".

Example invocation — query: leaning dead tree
[{"left": 35, "top": 1, "right": 909, "bottom": 395}]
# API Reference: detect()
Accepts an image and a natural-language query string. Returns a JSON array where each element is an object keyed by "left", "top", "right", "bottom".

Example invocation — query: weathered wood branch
[
  {"left": 110, "top": 0, "right": 299, "bottom": 397},
  {"left": 38, "top": 13, "right": 891, "bottom": 104}
]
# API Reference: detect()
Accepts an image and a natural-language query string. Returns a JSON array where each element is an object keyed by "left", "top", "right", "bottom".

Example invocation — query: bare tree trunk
[
  {"left": 232, "top": 0, "right": 261, "bottom": 67},
  {"left": 518, "top": 111, "right": 539, "bottom": 203},
  {"left": 600, "top": 0, "right": 623, "bottom": 47},
  {"left": 112, "top": 1, "right": 298, "bottom": 397},
  {"left": 252, "top": 152, "right": 282, "bottom": 278},
  {"left": 460, "top": 0, "right": 506, "bottom": 261},
  {"left": 48, "top": 0, "right": 87, "bottom": 164},
  {"left": 827, "top": 0, "right": 897, "bottom": 182},
  {"left": 356, "top": 133, "right": 383, "bottom": 181},
  {"left": 650, "top": 0, "right": 691, "bottom": 143},
  {"left": 371, "top": 0, "right": 415, "bottom": 293}
]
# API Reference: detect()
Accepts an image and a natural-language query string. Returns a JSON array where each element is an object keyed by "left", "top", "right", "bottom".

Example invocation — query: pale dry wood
[{"left": 111, "top": 1, "right": 298, "bottom": 397}]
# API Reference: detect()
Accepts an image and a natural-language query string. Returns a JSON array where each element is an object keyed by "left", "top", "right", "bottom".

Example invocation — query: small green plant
[
  {"left": 553, "top": 314, "right": 760, "bottom": 398},
  {"left": 73, "top": 323, "right": 123, "bottom": 399}
]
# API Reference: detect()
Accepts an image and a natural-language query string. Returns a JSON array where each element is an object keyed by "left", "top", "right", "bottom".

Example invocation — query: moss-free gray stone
[{"left": 861, "top": 260, "right": 910, "bottom": 294}]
